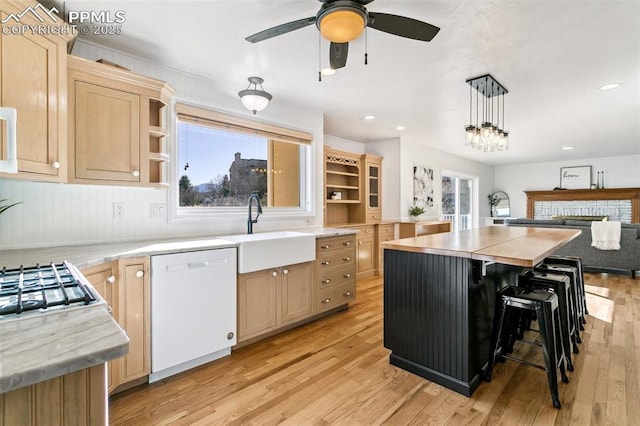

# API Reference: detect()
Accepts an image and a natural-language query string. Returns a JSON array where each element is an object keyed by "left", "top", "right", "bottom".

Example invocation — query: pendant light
[{"left": 464, "top": 74, "right": 510, "bottom": 152}]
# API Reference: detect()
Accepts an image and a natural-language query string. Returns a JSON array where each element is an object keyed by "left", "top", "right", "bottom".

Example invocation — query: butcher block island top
[{"left": 381, "top": 225, "right": 581, "bottom": 267}]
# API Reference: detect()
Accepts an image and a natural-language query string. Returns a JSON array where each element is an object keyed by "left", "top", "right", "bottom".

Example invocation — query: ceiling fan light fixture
[
  {"left": 320, "top": 67, "right": 337, "bottom": 76},
  {"left": 238, "top": 76, "right": 272, "bottom": 114},
  {"left": 318, "top": 8, "right": 366, "bottom": 43}
]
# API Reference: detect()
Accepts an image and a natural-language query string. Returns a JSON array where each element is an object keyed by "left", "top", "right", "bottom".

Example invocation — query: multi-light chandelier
[{"left": 465, "top": 74, "right": 510, "bottom": 152}]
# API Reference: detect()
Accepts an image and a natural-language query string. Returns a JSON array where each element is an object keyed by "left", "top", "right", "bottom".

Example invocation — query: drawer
[
  {"left": 317, "top": 282, "right": 356, "bottom": 312},
  {"left": 316, "top": 250, "right": 356, "bottom": 270},
  {"left": 354, "top": 225, "right": 375, "bottom": 238},
  {"left": 317, "top": 265, "right": 355, "bottom": 290},
  {"left": 316, "top": 235, "right": 356, "bottom": 254},
  {"left": 378, "top": 223, "right": 395, "bottom": 235},
  {"left": 367, "top": 211, "right": 381, "bottom": 223}
]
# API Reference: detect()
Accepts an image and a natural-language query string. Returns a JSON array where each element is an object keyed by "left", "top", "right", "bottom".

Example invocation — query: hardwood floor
[{"left": 110, "top": 272, "right": 640, "bottom": 425}]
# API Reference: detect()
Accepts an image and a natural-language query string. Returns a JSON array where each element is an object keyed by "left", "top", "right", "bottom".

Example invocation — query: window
[{"left": 174, "top": 103, "right": 312, "bottom": 217}]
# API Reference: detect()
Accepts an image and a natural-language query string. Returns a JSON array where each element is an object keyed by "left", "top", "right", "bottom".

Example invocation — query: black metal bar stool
[
  {"left": 545, "top": 255, "right": 588, "bottom": 318},
  {"left": 486, "top": 286, "right": 569, "bottom": 409},
  {"left": 529, "top": 267, "right": 581, "bottom": 360}
]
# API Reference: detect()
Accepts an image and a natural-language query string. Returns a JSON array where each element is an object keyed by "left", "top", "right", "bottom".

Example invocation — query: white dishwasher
[{"left": 149, "top": 248, "right": 236, "bottom": 383}]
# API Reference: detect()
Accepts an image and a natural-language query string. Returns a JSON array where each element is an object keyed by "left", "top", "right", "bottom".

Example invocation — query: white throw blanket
[{"left": 591, "top": 221, "right": 621, "bottom": 250}]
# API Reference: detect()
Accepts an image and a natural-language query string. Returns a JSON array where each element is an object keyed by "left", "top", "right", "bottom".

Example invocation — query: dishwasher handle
[{"left": 164, "top": 258, "right": 229, "bottom": 272}]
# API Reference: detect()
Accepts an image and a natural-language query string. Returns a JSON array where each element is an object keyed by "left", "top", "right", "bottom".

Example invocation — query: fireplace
[{"left": 525, "top": 188, "right": 640, "bottom": 223}]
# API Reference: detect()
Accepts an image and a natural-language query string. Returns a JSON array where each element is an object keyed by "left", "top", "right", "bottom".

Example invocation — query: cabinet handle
[
  {"left": 343, "top": 291, "right": 352, "bottom": 297},
  {"left": 51, "top": 161, "right": 60, "bottom": 169},
  {"left": 321, "top": 261, "right": 331, "bottom": 266},
  {"left": 107, "top": 275, "right": 116, "bottom": 284},
  {"left": 358, "top": 241, "right": 363, "bottom": 245},
  {"left": 343, "top": 257, "right": 351, "bottom": 262},
  {"left": 132, "top": 170, "right": 140, "bottom": 177},
  {"left": 283, "top": 269, "right": 289, "bottom": 275},
  {"left": 272, "top": 271, "right": 278, "bottom": 277},
  {"left": 321, "top": 279, "right": 331, "bottom": 284},
  {"left": 135, "top": 270, "right": 144, "bottom": 278},
  {"left": 343, "top": 241, "right": 351, "bottom": 246},
  {"left": 343, "top": 273, "right": 352, "bottom": 279},
  {"left": 321, "top": 298, "right": 331, "bottom": 304},
  {"left": 321, "top": 244, "right": 331, "bottom": 249}
]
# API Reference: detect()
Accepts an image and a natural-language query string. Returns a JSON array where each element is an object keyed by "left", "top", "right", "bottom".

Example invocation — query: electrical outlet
[
  {"left": 150, "top": 203, "right": 166, "bottom": 219},
  {"left": 113, "top": 202, "right": 125, "bottom": 219}
]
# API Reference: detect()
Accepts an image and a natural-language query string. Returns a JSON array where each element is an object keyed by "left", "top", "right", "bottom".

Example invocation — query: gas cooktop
[{"left": 0, "top": 262, "right": 97, "bottom": 319}]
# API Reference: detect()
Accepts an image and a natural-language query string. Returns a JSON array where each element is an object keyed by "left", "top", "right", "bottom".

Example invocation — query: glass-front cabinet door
[{"left": 364, "top": 154, "right": 382, "bottom": 223}]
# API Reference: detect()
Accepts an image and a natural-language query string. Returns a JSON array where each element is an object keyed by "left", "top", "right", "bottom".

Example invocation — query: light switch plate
[{"left": 150, "top": 203, "right": 166, "bottom": 219}]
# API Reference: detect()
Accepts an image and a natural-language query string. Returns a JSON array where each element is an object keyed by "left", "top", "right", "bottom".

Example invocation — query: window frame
[{"left": 169, "top": 102, "right": 314, "bottom": 223}]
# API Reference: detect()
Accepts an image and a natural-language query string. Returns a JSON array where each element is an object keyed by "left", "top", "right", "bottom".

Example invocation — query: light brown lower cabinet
[
  {"left": 237, "top": 261, "right": 313, "bottom": 343},
  {"left": 0, "top": 364, "right": 106, "bottom": 426},
  {"left": 81, "top": 257, "right": 150, "bottom": 394}
]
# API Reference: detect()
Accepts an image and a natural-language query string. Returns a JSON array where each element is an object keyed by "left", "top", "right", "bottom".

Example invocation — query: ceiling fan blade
[
  {"left": 245, "top": 17, "right": 316, "bottom": 43},
  {"left": 368, "top": 12, "right": 440, "bottom": 42},
  {"left": 329, "top": 42, "right": 349, "bottom": 69}
]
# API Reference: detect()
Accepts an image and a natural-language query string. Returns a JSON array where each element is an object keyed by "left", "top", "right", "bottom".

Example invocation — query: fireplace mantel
[{"left": 525, "top": 188, "right": 640, "bottom": 223}]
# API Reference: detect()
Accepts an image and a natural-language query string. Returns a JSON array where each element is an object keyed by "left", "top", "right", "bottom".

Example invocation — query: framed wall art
[
  {"left": 560, "top": 166, "right": 591, "bottom": 189},
  {"left": 413, "top": 165, "right": 436, "bottom": 214}
]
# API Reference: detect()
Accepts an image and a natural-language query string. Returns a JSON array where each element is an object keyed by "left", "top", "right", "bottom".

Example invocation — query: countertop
[
  {"left": 0, "top": 302, "right": 129, "bottom": 393},
  {"left": 381, "top": 226, "right": 581, "bottom": 267},
  {"left": 0, "top": 227, "right": 357, "bottom": 269}
]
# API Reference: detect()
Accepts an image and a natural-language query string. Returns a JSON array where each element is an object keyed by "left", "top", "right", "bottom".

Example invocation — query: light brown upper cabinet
[
  {"left": 355, "top": 154, "right": 383, "bottom": 224},
  {"left": 67, "top": 55, "right": 174, "bottom": 187},
  {"left": 323, "top": 147, "right": 384, "bottom": 226},
  {"left": 0, "top": 6, "right": 73, "bottom": 182}
]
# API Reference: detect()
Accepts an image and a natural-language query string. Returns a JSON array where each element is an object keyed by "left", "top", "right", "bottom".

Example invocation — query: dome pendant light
[{"left": 238, "top": 76, "right": 273, "bottom": 114}]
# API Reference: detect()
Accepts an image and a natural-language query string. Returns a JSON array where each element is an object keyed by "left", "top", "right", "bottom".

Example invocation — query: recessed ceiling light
[
  {"left": 363, "top": 115, "right": 375, "bottom": 120},
  {"left": 320, "top": 67, "right": 336, "bottom": 76},
  {"left": 561, "top": 146, "right": 575, "bottom": 150},
  {"left": 395, "top": 126, "right": 406, "bottom": 131},
  {"left": 599, "top": 83, "right": 621, "bottom": 91}
]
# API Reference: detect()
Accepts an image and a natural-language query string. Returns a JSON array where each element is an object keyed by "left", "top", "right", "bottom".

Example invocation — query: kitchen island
[{"left": 381, "top": 226, "right": 581, "bottom": 396}]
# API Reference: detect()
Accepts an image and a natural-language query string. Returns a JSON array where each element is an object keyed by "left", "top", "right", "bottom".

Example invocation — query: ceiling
[{"left": 60, "top": 0, "right": 640, "bottom": 166}]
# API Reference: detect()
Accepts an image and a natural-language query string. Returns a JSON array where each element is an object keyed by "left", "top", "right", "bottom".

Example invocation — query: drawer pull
[
  {"left": 343, "top": 273, "right": 352, "bottom": 279},
  {"left": 343, "top": 257, "right": 351, "bottom": 262},
  {"left": 321, "top": 279, "right": 331, "bottom": 284},
  {"left": 343, "top": 241, "right": 351, "bottom": 246},
  {"left": 321, "top": 298, "right": 331, "bottom": 304},
  {"left": 321, "top": 244, "right": 331, "bottom": 249},
  {"left": 358, "top": 241, "right": 363, "bottom": 245},
  {"left": 107, "top": 275, "right": 116, "bottom": 284},
  {"left": 343, "top": 291, "right": 352, "bottom": 297},
  {"left": 321, "top": 261, "right": 331, "bottom": 266},
  {"left": 283, "top": 269, "right": 289, "bottom": 275},
  {"left": 272, "top": 271, "right": 278, "bottom": 277}
]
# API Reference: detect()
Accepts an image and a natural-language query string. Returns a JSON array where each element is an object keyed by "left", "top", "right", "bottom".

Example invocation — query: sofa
[{"left": 503, "top": 218, "right": 640, "bottom": 278}]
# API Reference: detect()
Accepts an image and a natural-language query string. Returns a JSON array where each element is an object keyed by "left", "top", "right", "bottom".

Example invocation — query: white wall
[
  {"left": 399, "top": 138, "right": 495, "bottom": 223},
  {"left": 494, "top": 155, "right": 640, "bottom": 218},
  {"left": 0, "top": 40, "right": 325, "bottom": 249}
]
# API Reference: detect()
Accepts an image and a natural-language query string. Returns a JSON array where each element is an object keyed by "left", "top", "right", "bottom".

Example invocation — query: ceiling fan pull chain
[
  {"left": 318, "top": 31, "right": 322, "bottom": 82},
  {"left": 364, "top": 28, "right": 368, "bottom": 65}
]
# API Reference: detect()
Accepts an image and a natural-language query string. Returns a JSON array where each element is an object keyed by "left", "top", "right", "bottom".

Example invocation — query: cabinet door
[
  {"left": 119, "top": 259, "right": 150, "bottom": 383},
  {"left": 0, "top": 29, "right": 65, "bottom": 180},
  {"left": 81, "top": 262, "right": 119, "bottom": 393},
  {"left": 357, "top": 235, "right": 375, "bottom": 275},
  {"left": 73, "top": 81, "right": 140, "bottom": 182},
  {"left": 238, "top": 269, "right": 278, "bottom": 342},
  {"left": 280, "top": 262, "right": 313, "bottom": 323}
]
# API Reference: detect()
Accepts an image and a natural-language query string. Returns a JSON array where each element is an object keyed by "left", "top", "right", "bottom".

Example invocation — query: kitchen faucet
[{"left": 247, "top": 193, "right": 263, "bottom": 234}]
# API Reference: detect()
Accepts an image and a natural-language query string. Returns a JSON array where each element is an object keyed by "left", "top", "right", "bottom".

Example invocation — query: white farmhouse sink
[{"left": 224, "top": 231, "right": 316, "bottom": 273}]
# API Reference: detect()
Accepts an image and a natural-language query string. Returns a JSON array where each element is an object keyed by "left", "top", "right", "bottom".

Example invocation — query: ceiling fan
[{"left": 245, "top": 0, "right": 440, "bottom": 70}]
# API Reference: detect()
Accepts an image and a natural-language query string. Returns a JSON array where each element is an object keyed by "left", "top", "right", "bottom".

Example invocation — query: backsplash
[{"left": 533, "top": 199, "right": 632, "bottom": 222}]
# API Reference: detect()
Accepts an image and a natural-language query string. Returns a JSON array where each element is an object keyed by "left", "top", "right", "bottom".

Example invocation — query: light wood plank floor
[{"left": 110, "top": 272, "right": 639, "bottom": 425}]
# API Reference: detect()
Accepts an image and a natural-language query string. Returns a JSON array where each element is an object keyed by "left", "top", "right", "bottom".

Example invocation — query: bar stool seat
[{"left": 486, "top": 286, "right": 569, "bottom": 409}]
